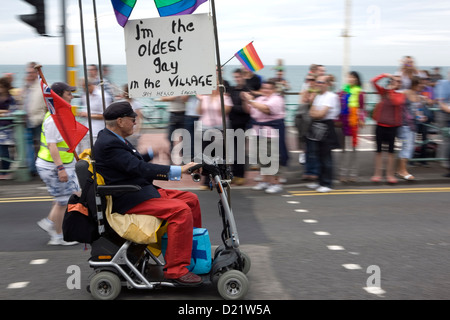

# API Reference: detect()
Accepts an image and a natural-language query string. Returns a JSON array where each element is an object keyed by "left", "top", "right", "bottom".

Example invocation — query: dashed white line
[
  {"left": 290, "top": 196, "right": 386, "bottom": 297},
  {"left": 7, "top": 259, "right": 49, "bottom": 289},
  {"left": 30, "top": 259, "right": 48, "bottom": 265},
  {"left": 363, "top": 286, "right": 386, "bottom": 296},
  {"left": 327, "top": 245, "right": 345, "bottom": 251},
  {"left": 342, "top": 264, "right": 362, "bottom": 270},
  {"left": 7, "top": 282, "right": 29, "bottom": 289}
]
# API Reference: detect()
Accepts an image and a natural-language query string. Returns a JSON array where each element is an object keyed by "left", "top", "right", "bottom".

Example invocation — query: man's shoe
[
  {"left": 170, "top": 272, "right": 203, "bottom": 286},
  {"left": 37, "top": 218, "right": 56, "bottom": 236},
  {"left": 316, "top": 186, "right": 333, "bottom": 193},
  {"left": 48, "top": 236, "right": 78, "bottom": 246},
  {"left": 306, "top": 183, "right": 319, "bottom": 190},
  {"left": 265, "top": 184, "right": 283, "bottom": 194},
  {"left": 252, "top": 182, "right": 269, "bottom": 191}
]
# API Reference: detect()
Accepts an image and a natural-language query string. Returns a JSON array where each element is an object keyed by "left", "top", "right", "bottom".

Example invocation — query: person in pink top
[
  {"left": 197, "top": 87, "right": 233, "bottom": 188},
  {"left": 242, "top": 80, "right": 287, "bottom": 193}
]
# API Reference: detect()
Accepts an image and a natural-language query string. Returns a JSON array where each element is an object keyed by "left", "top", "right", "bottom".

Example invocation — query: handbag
[
  {"left": 62, "top": 178, "right": 100, "bottom": 244},
  {"left": 307, "top": 121, "right": 328, "bottom": 142},
  {"left": 161, "top": 228, "right": 212, "bottom": 275}
]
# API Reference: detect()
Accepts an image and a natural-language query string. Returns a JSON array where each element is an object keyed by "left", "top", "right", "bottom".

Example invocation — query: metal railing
[
  {"left": 0, "top": 111, "right": 31, "bottom": 181},
  {"left": 140, "top": 91, "right": 449, "bottom": 163}
]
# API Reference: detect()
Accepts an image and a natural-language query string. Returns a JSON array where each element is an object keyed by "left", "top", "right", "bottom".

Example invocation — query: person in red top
[{"left": 371, "top": 73, "right": 405, "bottom": 183}]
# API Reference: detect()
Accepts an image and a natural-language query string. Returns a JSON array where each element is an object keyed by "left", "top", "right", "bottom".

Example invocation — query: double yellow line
[
  {"left": 289, "top": 187, "right": 450, "bottom": 197},
  {"left": 0, "top": 196, "right": 54, "bottom": 203}
]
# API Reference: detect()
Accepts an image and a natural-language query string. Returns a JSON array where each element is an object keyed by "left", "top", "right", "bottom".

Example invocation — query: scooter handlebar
[{"left": 187, "top": 163, "right": 203, "bottom": 174}]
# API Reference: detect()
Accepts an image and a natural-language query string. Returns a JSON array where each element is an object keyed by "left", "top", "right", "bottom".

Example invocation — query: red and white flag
[{"left": 39, "top": 74, "right": 88, "bottom": 153}]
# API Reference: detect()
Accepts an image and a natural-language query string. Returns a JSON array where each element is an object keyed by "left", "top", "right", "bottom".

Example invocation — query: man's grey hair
[{"left": 105, "top": 119, "right": 118, "bottom": 128}]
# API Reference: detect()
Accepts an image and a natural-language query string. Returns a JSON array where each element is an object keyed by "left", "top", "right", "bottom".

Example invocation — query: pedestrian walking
[{"left": 36, "top": 82, "right": 80, "bottom": 246}]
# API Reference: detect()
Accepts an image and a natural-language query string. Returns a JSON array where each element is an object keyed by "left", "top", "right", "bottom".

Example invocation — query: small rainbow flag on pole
[
  {"left": 234, "top": 42, "right": 264, "bottom": 72},
  {"left": 111, "top": 0, "right": 137, "bottom": 27},
  {"left": 154, "top": 0, "right": 207, "bottom": 17}
]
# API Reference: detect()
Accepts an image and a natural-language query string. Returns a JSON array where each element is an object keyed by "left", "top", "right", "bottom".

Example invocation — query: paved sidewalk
[{"left": 1, "top": 126, "right": 449, "bottom": 198}]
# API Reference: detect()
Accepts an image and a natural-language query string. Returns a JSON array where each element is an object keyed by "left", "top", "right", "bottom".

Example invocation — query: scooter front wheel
[{"left": 217, "top": 270, "right": 249, "bottom": 300}]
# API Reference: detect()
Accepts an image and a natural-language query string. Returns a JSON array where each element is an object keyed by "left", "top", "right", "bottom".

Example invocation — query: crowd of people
[
  {"left": 2, "top": 58, "right": 450, "bottom": 193},
  {"left": 0, "top": 57, "right": 449, "bottom": 256}
]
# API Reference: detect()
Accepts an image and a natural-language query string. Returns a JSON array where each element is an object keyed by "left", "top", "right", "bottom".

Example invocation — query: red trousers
[{"left": 125, "top": 189, "right": 202, "bottom": 279}]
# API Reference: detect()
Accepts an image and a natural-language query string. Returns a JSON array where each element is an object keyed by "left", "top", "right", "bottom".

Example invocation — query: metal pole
[
  {"left": 78, "top": 0, "right": 95, "bottom": 153},
  {"left": 341, "top": 0, "right": 352, "bottom": 86},
  {"left": 78, "top": 0, "right": 104, "bottom": 236},
  {"left": 210, "top": 0, "right": 232, "bottom": 202},
  {"left": 210, "top": 0, "right": 227, "bottom": 167},
  {"left": 62, "top": 0, "right": 67, "bottom": 83},
  {"left": 92, "top": 0, "right": 107, "bottom": 112}
]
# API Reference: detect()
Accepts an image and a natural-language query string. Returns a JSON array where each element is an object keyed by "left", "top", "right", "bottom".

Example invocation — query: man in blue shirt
[{"left": 94, "top": 101, "right": 203, "bottom": 285}]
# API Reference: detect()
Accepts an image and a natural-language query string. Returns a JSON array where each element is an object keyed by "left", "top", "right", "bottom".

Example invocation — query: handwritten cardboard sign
[{"left": 124, "top": 13, "right": 217, "bottom": 98}]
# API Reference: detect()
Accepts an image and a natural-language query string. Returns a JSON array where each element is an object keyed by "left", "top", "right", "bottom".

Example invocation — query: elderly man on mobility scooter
[{"left": 93, "top": 101, "right": 203, "bottom": 286}]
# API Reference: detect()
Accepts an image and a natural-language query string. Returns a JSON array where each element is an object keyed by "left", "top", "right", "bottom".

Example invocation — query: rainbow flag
[
  {"left": 154, "top": 0, "right": 207, "bottom": 17},
  {"left": 235, "top": 42, "right": 264, "bottom": 72},
  {"left": 111, "top": 0, "right": 137, "bottom": 27}
]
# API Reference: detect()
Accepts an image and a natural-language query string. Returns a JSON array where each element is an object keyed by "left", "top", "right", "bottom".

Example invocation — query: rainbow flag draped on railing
[
  {"left": 235, "top": 42, "right": 264, "bottom": 72},
  {"left": 111, "top": 0, "right": 137, "bottom": 27},
  {"left": 154, "top": 0, "right": 207, "bottom": 17}
]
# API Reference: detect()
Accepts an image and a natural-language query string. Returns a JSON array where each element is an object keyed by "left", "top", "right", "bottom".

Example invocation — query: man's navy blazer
[{"left": 93, "top": 129, "right": 172, "bottom": 213}]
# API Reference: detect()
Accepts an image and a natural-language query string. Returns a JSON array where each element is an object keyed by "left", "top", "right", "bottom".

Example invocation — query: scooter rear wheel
[{"left": 90, "top": 271, "right": 122, "bottom": 300}]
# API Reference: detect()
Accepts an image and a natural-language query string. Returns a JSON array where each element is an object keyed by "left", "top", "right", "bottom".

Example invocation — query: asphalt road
[{"left": 0, "top": 184, "right": 449, "bottom": 301}]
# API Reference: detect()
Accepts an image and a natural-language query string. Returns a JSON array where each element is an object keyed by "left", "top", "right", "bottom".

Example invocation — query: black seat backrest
[{"left": 75, "top": 160, "right": 91, "bottom": 190}]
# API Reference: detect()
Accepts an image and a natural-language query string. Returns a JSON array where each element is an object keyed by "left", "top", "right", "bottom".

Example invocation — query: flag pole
[
  {"left": 221, "top": 41, "right": 254, "bottom": 68},
  {"left": 34, "top": 64, "right": 80, "bottom": 161},
  {"left": 210, "top": 0, "right": 229, "bottom": 177},
  {"left": 221, "top": 55, "right": 235, "bottom": 68},
  {"left": 78, "top": 0, "right": 104, "bottom": 236},
  {"left": 92, "top": 0, "right": 107, "bottom": 113},
  {"left": 78, "top": 0, "right": 95, "bottom": 154}
]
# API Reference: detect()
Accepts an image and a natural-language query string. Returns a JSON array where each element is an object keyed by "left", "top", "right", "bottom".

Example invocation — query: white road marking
[
  {"left": 363, "top": 286, "right": 386, "bottom": 295},
  {"left": 314, "top": 231, "right": 330, "bottom": 236},
  {"left": 7, "top": 282, "right": 29, "bottom": 289},
  {"left": 342, "top": 264, "right": 362, "bottom": 270},
  {"left": 295, "top": 209, "right": 309, "bottom": 213},
  {"left": 327, "top": 245, "right": 345, "bottom": 251},
  {"left": 303, "top": 219, "right": 318, "bottom": 224},
  {"left": 30, "top": 259, "right": 48, "bottom": 265}
]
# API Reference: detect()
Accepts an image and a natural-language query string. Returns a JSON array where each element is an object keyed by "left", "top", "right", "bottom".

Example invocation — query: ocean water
[{"left": 2, "top": 63, "right": 448, "bottom": 107}]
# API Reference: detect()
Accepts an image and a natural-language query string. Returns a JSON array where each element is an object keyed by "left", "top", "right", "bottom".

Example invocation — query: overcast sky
[{"left": 2, "top": 0, "right": 450, "bottom": 67}]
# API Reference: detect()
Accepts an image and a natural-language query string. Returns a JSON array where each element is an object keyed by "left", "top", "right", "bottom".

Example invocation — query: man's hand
[{"left": 181, "top": 162, "right": 202, "bottom": 174}]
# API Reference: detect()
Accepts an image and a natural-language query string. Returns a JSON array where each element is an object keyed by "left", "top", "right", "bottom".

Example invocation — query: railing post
[{"left": 12, "top": 110, "right": 31, "bottom": 182}]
